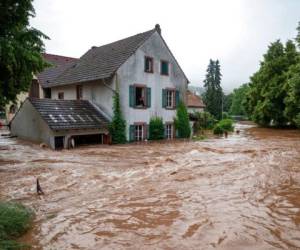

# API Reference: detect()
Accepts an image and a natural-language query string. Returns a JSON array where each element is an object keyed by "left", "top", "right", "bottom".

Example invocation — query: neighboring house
[
  {"left": 3, "top": 53, "right": 77, "bottom": 124},
  {"left": 11, "top": 24, "right": 189, "bottom": 149},
  {"left": 186, "top": 90, "right": 206, "bottom": 113}
]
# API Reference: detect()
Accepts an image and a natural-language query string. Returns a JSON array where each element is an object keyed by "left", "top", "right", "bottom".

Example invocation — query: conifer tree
[
  {"left": 109, "top": 92, "right": 126, "bottom": 144},
  {"left": 203, "top": 59, "right": 223, "bottom": 120},
  {"left": 174, "top": 101, "right": 191, "bottom": 138}
]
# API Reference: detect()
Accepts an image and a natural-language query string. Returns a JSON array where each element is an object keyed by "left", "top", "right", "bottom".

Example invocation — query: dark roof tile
[{"left": 29, "top": 98, "right": 109, "bottom": 130}]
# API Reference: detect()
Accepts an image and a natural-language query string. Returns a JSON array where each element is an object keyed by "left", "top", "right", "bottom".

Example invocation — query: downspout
[{"left": 101, "top": 75, "right": 117, "bottom": 94}]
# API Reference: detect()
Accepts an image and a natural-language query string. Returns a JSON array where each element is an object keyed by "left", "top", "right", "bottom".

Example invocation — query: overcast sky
[{"left": 30, "top": 0, "right": 300, "bottom": 92}]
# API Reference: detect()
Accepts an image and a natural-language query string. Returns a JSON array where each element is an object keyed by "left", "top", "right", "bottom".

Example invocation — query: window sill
[
  {"left": 160, "top": 73, "right": 169, "bottom": 76},
  {"left": 144, "top": 71, "right": 154, "bottom": 74},
  {"left": 165, "top": 107, "right": 176, "bottom": 110},
  {"left": 133, "top": 106, "right": 148, "bottom": 109}
]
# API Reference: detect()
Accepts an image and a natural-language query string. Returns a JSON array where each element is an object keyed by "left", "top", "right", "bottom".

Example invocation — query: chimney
[{"left": 155, "top": 24, "right": 161, "bottom": 35}]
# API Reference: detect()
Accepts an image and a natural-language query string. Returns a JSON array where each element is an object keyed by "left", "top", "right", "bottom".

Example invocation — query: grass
[{"left": 0, "top": 202, "right": 33, "bottom": 250}]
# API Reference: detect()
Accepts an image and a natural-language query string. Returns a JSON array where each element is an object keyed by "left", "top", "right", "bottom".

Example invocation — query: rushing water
[{"left": 0, "top": 123, "right": 300, "bottom": 250}]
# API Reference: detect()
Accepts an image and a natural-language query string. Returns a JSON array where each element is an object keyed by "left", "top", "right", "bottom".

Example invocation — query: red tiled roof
[{"left": 186, "top": 90, "right": 206, "bottom": 108}]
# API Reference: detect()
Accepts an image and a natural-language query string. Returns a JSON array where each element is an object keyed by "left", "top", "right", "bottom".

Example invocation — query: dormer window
[
  {"left": 144, "top": 56, "right": 153, "bottom": 73},
  {"left": 160, "top": 60, "right": 169, "bottom": 75}
]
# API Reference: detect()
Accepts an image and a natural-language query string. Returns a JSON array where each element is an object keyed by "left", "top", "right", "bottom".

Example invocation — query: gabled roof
[
  {"left": 29, "top": 98, "right": 109, "bottom": 130},
  {"left": 37, "top": 53, "right": 78, "bottom": 88},
  {"left": 186, "top": 90, "right": 206, "bottom": 108},
  {"left": 49, "top": 29, "right": 156, "bottom": 87},
  {"left": 46, "top": 24, "right": 189, "bottom": 87}
]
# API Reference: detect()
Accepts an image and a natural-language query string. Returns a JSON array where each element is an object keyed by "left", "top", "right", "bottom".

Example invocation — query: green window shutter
[
  {"left": 175, "top": 90, "right": 180, "bottom": 107},
  {"left": 146, "top": 87, "right": 151, "bottom": 108},
  {"left": 129, "top": 86, "right": 135, "bottom": 107},
  {"left": 129, "top": 125, "right": 135, "bottom": 141},
  {"left": 162, "top": 89, "right": 167, "bottom": 108}
]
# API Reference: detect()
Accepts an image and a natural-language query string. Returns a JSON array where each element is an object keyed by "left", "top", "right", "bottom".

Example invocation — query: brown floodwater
[{"left": 0, "top": 123, "right": 300, "bottom": 250}]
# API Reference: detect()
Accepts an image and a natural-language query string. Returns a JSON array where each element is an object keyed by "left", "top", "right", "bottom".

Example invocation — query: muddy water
[{"left": 0, "top": 123, "right": 300, "bottom": 250}]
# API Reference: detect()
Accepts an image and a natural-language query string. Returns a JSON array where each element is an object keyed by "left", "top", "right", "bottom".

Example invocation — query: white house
[{"left": 11, "top": 24, "right": 189, "bottom": 149}]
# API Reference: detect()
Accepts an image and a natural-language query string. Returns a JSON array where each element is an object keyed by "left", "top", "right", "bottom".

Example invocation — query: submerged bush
[
  {"left": 149, "top": 116, "right": 164, "bottom": 140},
  {"left": 213, "top": 119, "right": 234, "bottom": 135},
  {"left": 193, "top": 111, "right": 216, "bottom": 131},
  {"left": 0, "top": 202, "right": 33, "bottom": 250}
]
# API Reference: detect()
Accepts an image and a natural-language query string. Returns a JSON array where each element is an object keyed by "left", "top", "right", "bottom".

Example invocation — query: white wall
[
  {"left": 10, "top": 99, "right": 53, "bottom": 146},
  {"left": 117, "top": 31, "right": 188, "bottom": 139}
]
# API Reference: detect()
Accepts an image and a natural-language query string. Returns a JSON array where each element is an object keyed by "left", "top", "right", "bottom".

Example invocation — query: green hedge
[
  {"left": 149, "top": 116, "right": 164, "bottom": 140},
  {"left": 213, "top": 119, "right": 234, "bottom": 135},
  {"left": 0, "top": 202, "right": 33, "bottom": 250}
]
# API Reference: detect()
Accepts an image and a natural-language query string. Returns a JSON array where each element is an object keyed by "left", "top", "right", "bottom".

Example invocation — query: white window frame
[
  {"left": 135, "top": 125, "right": 144, "bottom": 141},
  {"left": 166, "top": 124, "right": 173, "bottom": 139},
  {"left": 166, "top": 90, "right": 175, "bottom": 108}
]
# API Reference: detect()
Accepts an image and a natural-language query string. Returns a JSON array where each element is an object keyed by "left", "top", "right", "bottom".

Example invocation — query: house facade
[{"left": 11, "top": 24, "right": 189, "bottom": 148}]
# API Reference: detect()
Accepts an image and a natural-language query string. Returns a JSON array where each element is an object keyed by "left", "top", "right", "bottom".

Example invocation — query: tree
[
  {"left": 229, "top": 84, "right": 249, "bottom": 116},
  {"left": 203, "top": 59, "right": 223, "bottom": 120},
  {"left": 244, "top": 40, "right": 299, "bottom": 126},
  {"left": 296, "top": 22, "right": 300, "bottom": 49},
  {"left": 284, "top": 62, "right": 300, "bottom": 126},
  {"left": 109, "top": 92, "right": 126, "bottom": 144},
  {"left": 174, "top": 101, "right": 191, "bottom": 138},
  {"left": 223, "top": 93, "right": 233, "bottom": 113},
  {"left": 0, "top": 0, "right": 49, "bottom": 107},
  {"left": 149, "top": 116, "right": 164, "bottom": 140}
]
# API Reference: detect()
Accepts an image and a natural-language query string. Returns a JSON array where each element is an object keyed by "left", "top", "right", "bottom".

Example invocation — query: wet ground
[{"left": 0, "top": 123, "right": 300, "bottom": 250}]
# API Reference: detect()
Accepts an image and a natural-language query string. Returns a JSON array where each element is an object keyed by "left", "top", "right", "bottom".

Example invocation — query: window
[
  {"left": 135, "top": 124, "right": 144, "bottom": 141},
  {"left": 166, "top": 124, "right": 173, "bottom": 139},
  {"left": 161, "top": 60, "right": 169, "bottom": 75},
  {"left": 144, "top": 57, "right": 153, "bottom": 73},
  {"left": 166, "top": 90, "right": 175, "bottom": 108},
  {"left": 76, "top": 85, "right": 83, "bottom": 100},
  {"left": 162, "top": 89, "right": 179, "bottom": 109},
  {"left": 58, "top": 92, "right": 64, "bottom": 100},
  {"left": 129, "top": 85, "right": 151, "bottom": 108},
  {"left": 135, "top": 87, "right": 146, "bottom": 107},
  {"left": 44, "top": 88, "right": 51, "bottom": 98}
]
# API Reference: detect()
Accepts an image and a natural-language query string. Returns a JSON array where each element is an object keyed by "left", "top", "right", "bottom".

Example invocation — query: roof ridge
[
  {"left": 49, "top": 28, "right": 156, "bottom": 87},
  {"left": 90, "top": 28, "right": 155, "bottom": 51}
]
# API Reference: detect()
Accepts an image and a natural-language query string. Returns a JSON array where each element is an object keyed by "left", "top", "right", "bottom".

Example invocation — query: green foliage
[
  {"left": 193, "top": 111, "right": 216, "bottom": 132},
  {"left": 213, "top": 119, "right": 234, "bottom": 135},
  {"left": 223, "top": 93, "right": 233, "bottom": 113},
  {"left": 294, "top": 113, "right": 300, "bottom": 128},
  {"left": 296, "top": 22, "right": 300, "bottom": 49},
  {"left": 192, "top": 135, "right": 206, "bottom": 141},
  {"left": 174, "top": 101, "right": 191, "bottom": 138},
  {"left": 149, "top": 116, "right": 164, "bottom": 140},
  {"left": 229, "top": 84, "right": 250, "bottom": 116},
  {"left": 0, "top": 202, "right": 33, "bottom": 249},
  {"left": 244, "top": 39, "right": 300, "bottom": 127},
  {"left": 284, "top": 62, "right": 300, "bottom": 126},
  {"left": 203, "top": 59, "right": 223, "bottom": 120},
  {"left": 0, "top": 240, "right": 30, "bottom": 250},
  {"left": 0, "top": 0, "right": 49, "bottom": 107},
  {"left": 109, "top": 93, "right": 126, "bottom": 144}
]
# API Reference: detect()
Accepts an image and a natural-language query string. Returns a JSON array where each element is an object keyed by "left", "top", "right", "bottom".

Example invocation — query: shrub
[
  {"left": 149, "top": 116, "right": 164, "bottom": 140},
  {"left": 0, "top": 202, "right": 33, "bottom": 250},
  {"left": 174, "top": 101, "right": 191, "bottom": 138},
  {"left": 193, "top": 111, "right": 216, "bottom": 132},
  {"left": 213, "top": 119, "right": 234, "bottom": 135},
  {"left": 109, "top": 92, "right": 126, "bottom": 144},
  {"left": 294, "top": 113, "right": 300, "bottom": 128}
]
